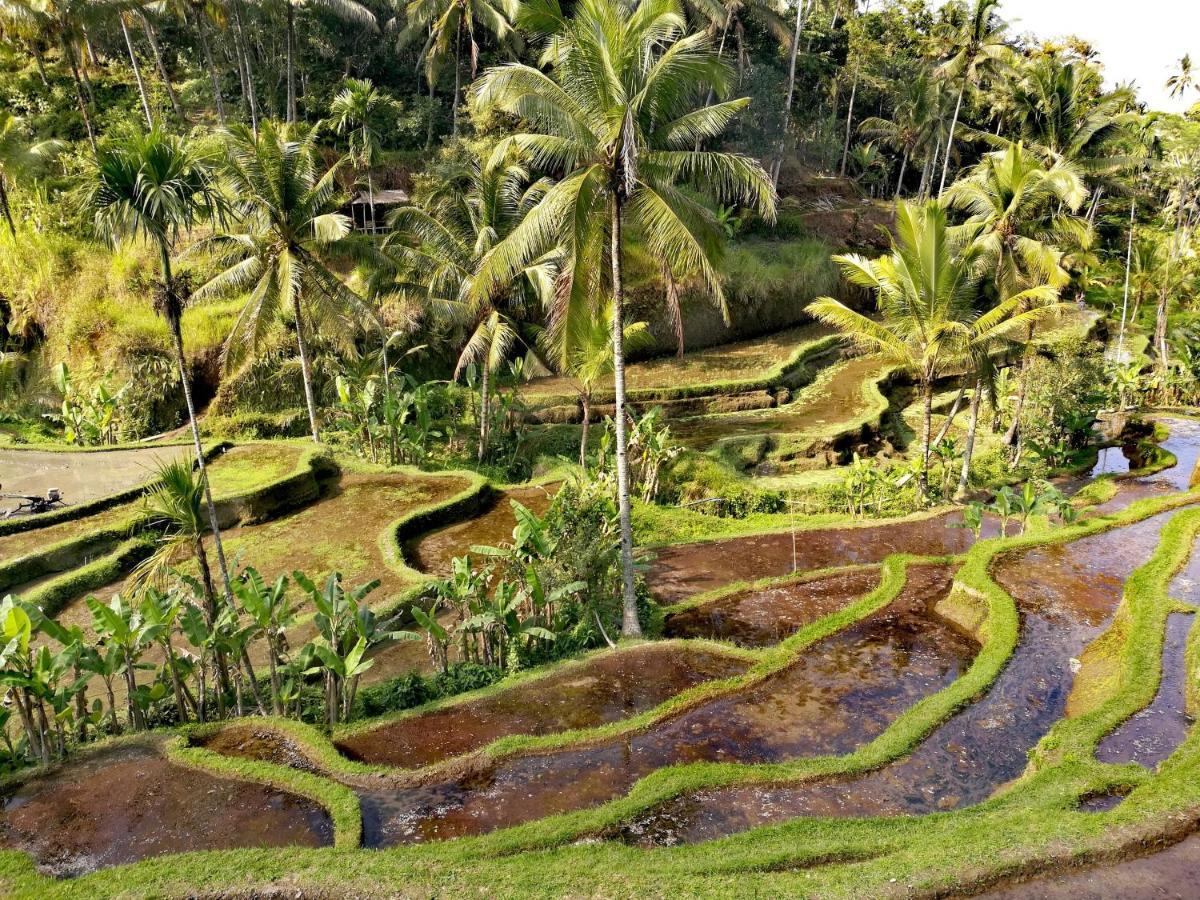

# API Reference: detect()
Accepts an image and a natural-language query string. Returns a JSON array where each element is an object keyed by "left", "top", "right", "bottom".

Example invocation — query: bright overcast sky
[{"left": 994, "top": 0, "right": 1199, "bottom": 112}]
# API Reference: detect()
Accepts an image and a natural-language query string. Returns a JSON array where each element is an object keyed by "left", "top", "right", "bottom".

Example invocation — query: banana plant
[
  {"left": 139, "top": 587, "right": 194, "bottom": 723},
  {"left": 0, "top": 596, "right": 50, "bottom": 763},
  {"left": 233, "top": 568, "right": 296, "bottom": 716},
  {"left": 86, "top": 594, "right": 156, "bottom": 731}
]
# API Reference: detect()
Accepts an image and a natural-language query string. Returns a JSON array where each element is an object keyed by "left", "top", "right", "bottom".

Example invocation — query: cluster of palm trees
[{"left": 15, "top": 0, "right": 764, "bottom": 645}]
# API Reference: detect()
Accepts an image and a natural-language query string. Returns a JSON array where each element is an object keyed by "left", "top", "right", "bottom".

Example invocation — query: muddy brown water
[
  {"left": 649, "top": 512, "right": 998, "bottom": 603},
  {"left": 201, "top": 726, "right": 325, "bottom": 774},
  {"left": 356, "top": 563, "right": 974, "bottom": 846},
  {"left": 619, "top": 508, "right": 1181, "bottom": 847},
  {"left": 335, "top": 644, "right": 750, "bottom": 769},
  {"left": 0, "top": 743, "right": 332, "bottom": 877},
  {"left": 0, "top": 446, "right": 189, "bottom": 514},
  {"left": 664, "top": 567, "right": 883, "bottom": 647},
  {"left": 669, "top": 355, "right": 890, "bottom": 449},
  {"left": 406, "top": 484, "right": 559, "bottom": 577},
  {"left": 976, "top": 831, "right": 1200, "bottom": 899},
  {"left": 1094, "top": 533, "right": 1199, "bottom": 768}
]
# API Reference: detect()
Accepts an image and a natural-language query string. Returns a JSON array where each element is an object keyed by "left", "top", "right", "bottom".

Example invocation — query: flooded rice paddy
[
  {"left": 618, "top": 506, "right": 1182, "bottom": 846},
  {"left": 336, "top": 644, "right": 750, "bottom": 769},
  {"left": 649, "top": 511, "right": 998, "bottom": 603},
  {"left": 406, "top": 484, "right": 558, "bottom": 576},
  {"left": 978, "top": 831, "right": 1200, "bottom": 898},
  {"left": 1094, "top": 535, "right": 1200, "bottom": 769},
  {"left": 0, "top": 445, "right": 190, "bottom": 511},
  {"left": 663, "top": 567, "right": 882, "bottom": 647},
  {"left": 0, "top": 743, "right": 332, "bottom": 877},
  {"left": 357, "top": 563, "right": 973, "bottom": 845}
]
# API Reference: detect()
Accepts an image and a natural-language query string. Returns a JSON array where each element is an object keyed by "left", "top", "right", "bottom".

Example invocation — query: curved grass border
[
  {"left": 165, "top": 733, "right": 361, "bottom": 849},
  {"left": 3, "top": 508, "right": 1199, "bottom": 898},
  {"left": 523, "top": 332, "right": 844, "bottom": 409}
]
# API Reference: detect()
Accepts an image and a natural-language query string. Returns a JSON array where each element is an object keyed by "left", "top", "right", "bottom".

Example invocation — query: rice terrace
[{"left": 4, "top": 0, "right": 1200, "bottom": 896}]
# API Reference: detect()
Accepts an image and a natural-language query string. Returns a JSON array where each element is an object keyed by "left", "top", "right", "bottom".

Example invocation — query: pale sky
[{"left": 994, "top": 0, "right": 1199, "bottom": 112}]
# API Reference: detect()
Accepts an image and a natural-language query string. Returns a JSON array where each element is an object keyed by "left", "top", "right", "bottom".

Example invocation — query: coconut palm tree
[
  {"left": 84, "top": 128, "right": 236, "bottom": 601},
  {"left": 380, "top": 149, "right": 554, "bottom": 461},
  {"left": 991, "top": 57, "right": 1135, "bottom": 190},
  {"left": 1167, "top": 54, "right": 1196, "bottom": 100},
  {"left": 471, "top": 0, "right": 775, "bottom": 636},
  {"left": 807, "top": 201, "right": 1057, "bottom": 499},
  {"left": 328, "top": 78, "right": 396, "bottom": 233},
  {"left": 934, "top": 0, "right": 1011, "bottom": 195},
  {"left": 858, "top": 69, "right": 941, "bottom": 199},
  {"left": 194, "top": 121, "right": 370, "bottom": 443},
  {"left": 0, "top": 111, "right": 63, "bottom": 237},
  {"left": 389, "top": 0, "right": 521, "bottom": 140},
  {"left": 944, "top": 141, "right": 1085, "bottom": 448}
]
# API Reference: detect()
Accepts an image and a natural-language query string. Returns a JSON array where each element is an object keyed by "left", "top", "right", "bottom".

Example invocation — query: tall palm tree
[
  {"left": 390, "top": 0, "right": 521, "bottom": 140},
  {"left": 933, "top": 0, "right": 1010, "bottom": 195},
  {"left": 471, "top": 0, "right": 776, "bottom": 636},
  {"left": 380, "top": 149, "right": 555, "bottom": 460},
  {"left": 943, "top": 141, "right": 1084, "bottom": 296},
  {"left": 0, "top": 112, "right": 63, "bottom": 237},
  {"left": 858, "top": 69, "right": 941, "bottom": 199},
  {"left": 194, "top": 121, "right": 368, "bottom": 442},
  {"left": 1167, "top": 54, "right": 1196, "bottom": 100},
  {"left": 329, "top": 78, "right": 396, "bottom": 232},
  {"left": 944, "top": 142, "right": 1084, "bottom": 448},
  {"left": 990, "top": 57, "right": 1135, "bottom": 192},
  {"left": 807, "top": 201, "right": 1054, "bottom": 499},
  {"left": 84, "top": 128, "right": 236, "bottom": 601}
]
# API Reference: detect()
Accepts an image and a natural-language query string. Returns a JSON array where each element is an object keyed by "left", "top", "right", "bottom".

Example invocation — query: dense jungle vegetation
[{"left": 3, "top": 0, "right": 1200, "bottom": 895}]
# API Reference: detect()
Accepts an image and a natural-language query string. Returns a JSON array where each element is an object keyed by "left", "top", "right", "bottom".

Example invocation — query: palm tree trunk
[
  {"left": 292, "top": 294, "right": 321, "bottom": 442},
  {"left": 62, "top": 36, "right": 97, "bottom": 153},
  {"left": 919, "top": 377, "right": 933, "bottom": 499},
  {"left": 194, "top": 13, "right": 226, "bottom": 124},
  {"left": 839, "top": 71, "right": 860, "bottom": 178},
  {"left": 894, "top": 150, "right": 908, "bottom": 199},
  {"left": 932, "top": 383, "right": 966, "bottom": 446},
  {"left": 139, "top": 14, "right": 184, "bottom": 118},
  {"left": 31, "top": 42, "right": 50, "bottom": 87},
  {"left": 367, "top": 166, "right": 376, "bottom": 232},
  {"left": 286, "top": 0, "right": 298, "bottom": 122},
  {"left": 119, "top": 16, "right": 154, "bottom": 128},
  {"left": 773, "top": 0, "right": 808, "bottom": 187},
  {"left": 579, "top": 391, "right": 591, "bottom": 467},
  {"left": 956, "top": 375, "right": 982, "bottom": 499},
  {"left": 425, "top": 76, "right": 436, "bottom": 149},
  {"left": 611, "top": 192, "right": 640, "bottom": 638},
  {"left": 452, "top": 24, "right": 463, "bottom": 139},
  {"left": 1003, "top": 324, "right": 1036, "bottom": 449},
  {"left": 938, "top": 78, "right": 966, "bottom": 197},
  {"left": 1155, "top": 282, "right": 1170, "bottom": 372},
  {"left": 477, "top": 358, "right": 490, "bottom": 462},
  {"left": 231, "top": 0, "right": 259, "bottom": 134},
  {"left": 0, "top": 175, "right": 16, "bottom": 237}
]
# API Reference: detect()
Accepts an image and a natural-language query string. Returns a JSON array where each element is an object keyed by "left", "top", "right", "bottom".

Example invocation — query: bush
[{"left": 355, "top": 662, "right": 502, "bottom": 719}]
